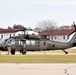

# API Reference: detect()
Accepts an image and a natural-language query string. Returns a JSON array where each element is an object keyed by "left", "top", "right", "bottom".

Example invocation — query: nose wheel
[{"left": 11, "top": 49, "right": 15, "bottom": 55}]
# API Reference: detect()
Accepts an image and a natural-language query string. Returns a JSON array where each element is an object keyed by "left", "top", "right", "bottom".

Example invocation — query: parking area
[{"left": 0, "top": 63, "right": 76, "bottom": 75}]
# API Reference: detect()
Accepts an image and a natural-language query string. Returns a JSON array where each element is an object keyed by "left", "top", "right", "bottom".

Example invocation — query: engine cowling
[
  {"left": 25, "top": 35, "right": 41, "bottom": 40},
  {"left": 72, "top": 43, "right": 76, "bottom": 47}
]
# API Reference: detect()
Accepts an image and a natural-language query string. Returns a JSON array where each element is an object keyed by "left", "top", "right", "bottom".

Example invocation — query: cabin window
[
  {"left": 52, "top": 44, "right": 55, "bottom": 47},
  {"left": 31, "top": 41, "right": 35, "bottom": 45},
  {"left": 26, "top": 40, "right": 30, "bottom": 45},
  {"left": 20, "top": 41, "right": 23, "bottom": 46},
  {"left": 38, "top": 45, "right": 40, "bottom": 47},
  {"left": 44, "top": 42, "right": 46, "bottom": 45},
  {"left": 19, "top": 41, "right": 20, "bottom": 45},
  {"left": 38, "top": 42, "right": 40, "bottom": 43}
]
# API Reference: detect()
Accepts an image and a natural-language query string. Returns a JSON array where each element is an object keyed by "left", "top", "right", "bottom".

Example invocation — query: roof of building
[
  {"left": 0, "top": 28, "right": 75, "bottom": 36},
  {"left": 0, "top": 28, "right": 24, "bottom": 34},
  {"left": 39, "top": 29, "right": 75, "bottom": 36}
]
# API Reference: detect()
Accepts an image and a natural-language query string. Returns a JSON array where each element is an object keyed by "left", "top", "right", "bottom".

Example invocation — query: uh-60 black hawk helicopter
[{"left": 0, "top": 21, "right": 76, "bottom": 55}]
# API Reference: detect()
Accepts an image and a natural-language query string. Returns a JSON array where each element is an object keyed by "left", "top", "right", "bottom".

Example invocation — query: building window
[
  {"left": 67, "top": 35, "right": 69, "bottom": 39},
  {"left": 63, "top": 35, "right": 65, "bottom": 39},
  {"left": 10, "top": 34, "right": 11, "bottom": 37},
  {"left": 55, "top": 36, "right": 56, "bottom": 39},
  {"left": 1, "top": 35, "right": 3, "bottom": 38},
  {"left": 13, "top": 34, "right": 15, "bottom": 36}
]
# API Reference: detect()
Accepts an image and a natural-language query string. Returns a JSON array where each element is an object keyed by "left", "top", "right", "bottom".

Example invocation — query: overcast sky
[{"left": 0, "top": 0, "right": 76, "bottom": 28}]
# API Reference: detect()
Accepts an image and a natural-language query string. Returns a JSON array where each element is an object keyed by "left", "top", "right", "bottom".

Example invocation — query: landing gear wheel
[
  {"left": 62, "top": 50, "right": 68, "bottom": 54},
  {"left": 11, "top": 49, "right": 15, "bottom": 55},
  {"left": 22, "top": 50, "right": 26, "bottom": 55},
  {"left": 65, "top": 52, "right": 68, "bottom": 54}
]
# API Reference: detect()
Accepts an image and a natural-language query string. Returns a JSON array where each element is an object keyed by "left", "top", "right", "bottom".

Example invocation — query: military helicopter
[{"left": 0, "top": 21, "right": 76, "bottom": 55}]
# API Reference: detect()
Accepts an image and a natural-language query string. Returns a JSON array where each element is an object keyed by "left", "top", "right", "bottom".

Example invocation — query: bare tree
[
  {"left": 36, "top": 20, "right": 57, "bottom": 40},
  {"left": 36, "top": 20, "right": 57, "bottom": 31}
]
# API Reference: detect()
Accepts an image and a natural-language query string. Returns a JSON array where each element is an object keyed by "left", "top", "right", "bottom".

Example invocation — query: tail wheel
[
  {"left": 11, "top": 49, "right": 15, "bottom": 55},
  {"left": 22, "top": 50, "right": 26, "bottom": 55}
]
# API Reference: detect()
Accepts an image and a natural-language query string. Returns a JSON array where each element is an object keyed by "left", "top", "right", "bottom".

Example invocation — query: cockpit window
[
  {"left": 7, "top": 38, "right": 15, "bottom": 44},
  {"left": 2, "top": 38, "right": 15, "bottom": 45},
  {"left": 2, "top": 39, "right": 8, "bottom": 44}
]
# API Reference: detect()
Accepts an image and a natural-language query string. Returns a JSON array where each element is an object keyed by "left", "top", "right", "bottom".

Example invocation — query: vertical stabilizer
[
  {"left": 69, "top": 32, "right": 76, "bottom": 44},
  {"left": 69, "top": 21, "right": 76, "bottom": 46}
]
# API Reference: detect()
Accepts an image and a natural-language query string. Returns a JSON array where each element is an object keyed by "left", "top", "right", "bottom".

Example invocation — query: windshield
[
  {"left": 2, "top": 38, "right": 15, "bottom": 45},
  {"left": 2, "top": 39, "right": 8, "bottom": 44}
]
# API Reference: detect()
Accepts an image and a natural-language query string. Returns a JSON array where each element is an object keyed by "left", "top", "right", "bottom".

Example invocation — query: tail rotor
[{"left": 73, "top": 21, "right": 76, "bottom": 32}]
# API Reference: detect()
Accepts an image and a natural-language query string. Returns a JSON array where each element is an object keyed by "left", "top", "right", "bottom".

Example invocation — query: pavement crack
[
  {"left": 64, "top": 68, "right": 69, "bottom": 75},
  {"left": 64, "top": 66, "right": 76, "bottom": 75}
]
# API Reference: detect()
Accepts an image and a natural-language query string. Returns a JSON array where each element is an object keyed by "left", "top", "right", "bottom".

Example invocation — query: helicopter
[{"left": 0, "top": 21, "right": 76, "bottom": 55}]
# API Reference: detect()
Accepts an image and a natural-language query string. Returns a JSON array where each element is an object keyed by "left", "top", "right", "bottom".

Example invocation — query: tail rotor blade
[{"left": 73, "top": 21, "right": 76, "bottom": 32}]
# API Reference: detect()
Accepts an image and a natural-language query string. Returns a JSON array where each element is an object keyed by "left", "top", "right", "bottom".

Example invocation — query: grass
[
  {"left": 47, "top": 49, "right": 76, "bottom": 53},
  {"left": 0, "top": 55, "right": 76, "bottom": 63},
  {"left": 0, "top": 49, "right": 76, "bottom": 63}
]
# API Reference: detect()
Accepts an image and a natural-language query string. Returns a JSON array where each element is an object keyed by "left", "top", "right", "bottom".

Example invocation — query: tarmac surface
[
  {"left": 0, "top": 51, "right": 76, "bottom": 75},
  {"left": 0, "top": 63, "right": 76, "bottom": 75}
]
